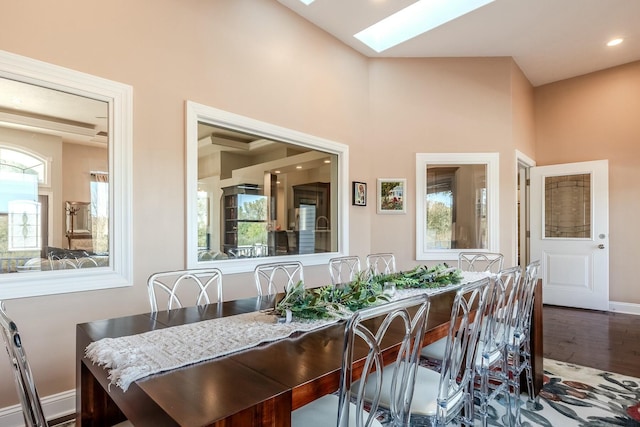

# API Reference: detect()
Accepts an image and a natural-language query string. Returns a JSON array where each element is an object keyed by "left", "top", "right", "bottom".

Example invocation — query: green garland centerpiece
[{"left": 274, "top": 263, "right": 462, "bottom": 321}]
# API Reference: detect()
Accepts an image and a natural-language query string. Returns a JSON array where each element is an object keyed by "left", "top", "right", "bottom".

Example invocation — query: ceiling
[
  {"left": 276, "top": 0, "right": 640, "bottom": 87},
  {"left": 0, "top": 77, "right": 108, "bottom": 146}
]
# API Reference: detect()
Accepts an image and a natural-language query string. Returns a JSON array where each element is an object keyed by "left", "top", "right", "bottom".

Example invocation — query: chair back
[
  {"left": 436, "top": 277, "right": 491, "bottom": 422},
  {"left": 0, "top": 302, "right": 48, "bottom": 427},
  {"left": 254, "top": 261, "right": 304, "bottom": 296},
  {"left": 366, "top": 253, "right": 396, "bottom": 275},
  {"left": 339, "top": 295, "right": 431, "bottom": 426},
  {"left": 147, "top": 268, "right": 224, "bottom": 312},
  {"left": 328, "top": 256, "right": 361, "bottom": 285},
  {"left": 478, "top": 266, "right": 522, "bottom": 366},
  {"left": 510, "top": 260, "right": 541, "bottom": 346},
  {"left": 458, "top": 252, "right": 504, "bottom": 273}
]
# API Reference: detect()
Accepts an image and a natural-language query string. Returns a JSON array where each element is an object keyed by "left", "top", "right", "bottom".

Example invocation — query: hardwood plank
[{"left": 543, "top": 305, "right": 640, "bottom": 378}]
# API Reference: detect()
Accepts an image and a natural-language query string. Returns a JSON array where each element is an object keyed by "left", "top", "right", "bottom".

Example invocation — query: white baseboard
[
  {"left": 609, "top": 301, "right": 640, "bottom": 315},
  {"left": 0, "top": 389, "right": 75, "bottom": 427}
]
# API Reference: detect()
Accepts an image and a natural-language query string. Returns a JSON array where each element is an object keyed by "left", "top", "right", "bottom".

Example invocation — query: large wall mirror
[
  {"left": 186, "top": 102, "right": 349, "bottom": 273},
  {"left": 0, "top": 50, "right": 132, "bottom": 298},
  {"left": 415, "top": 152, "right": 499, "bottom": 261}
]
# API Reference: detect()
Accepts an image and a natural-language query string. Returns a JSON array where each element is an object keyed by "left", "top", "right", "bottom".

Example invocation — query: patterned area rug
[
  {"left": 56, "top": 359, "right": 640, "bottom": 426},
  {"left": 372, "top": 358, "right": 640, "bottom": 426}
]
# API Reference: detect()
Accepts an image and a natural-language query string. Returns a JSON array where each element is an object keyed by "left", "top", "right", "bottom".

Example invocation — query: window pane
[
  {"left": 544, "top": 173, "right": 591, "bottom": 238},
  {"left": 424, "top": 164, "right": 488, "bottom": 250},
  {"left": 197, "top": 122, "right": 338, "bottom": 261}
]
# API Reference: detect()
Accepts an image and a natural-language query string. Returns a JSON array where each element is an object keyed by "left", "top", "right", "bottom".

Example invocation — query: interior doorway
[{"left": 516, "top": 151, "right": 535, "bottom": 268}]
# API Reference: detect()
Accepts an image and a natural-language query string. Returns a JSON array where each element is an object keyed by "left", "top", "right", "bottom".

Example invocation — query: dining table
[{"left": 76, "top": 279, "right": 543, "bottom": 426}]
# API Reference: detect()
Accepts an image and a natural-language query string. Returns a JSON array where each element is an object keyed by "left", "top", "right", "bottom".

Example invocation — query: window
[
  {"left": 0, "top": 50, "right": 132, "bottom": 298},
  {"left": 186, "top": 102, "right": 349, "bottom": 273},
  {"left": 416, "top": 153, "right": 499, "bottom": 260}
]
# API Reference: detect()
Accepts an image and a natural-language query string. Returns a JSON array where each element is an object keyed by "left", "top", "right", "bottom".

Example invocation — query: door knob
[{"left": 598, "top": 244, "right": 605, "bottom": 249}]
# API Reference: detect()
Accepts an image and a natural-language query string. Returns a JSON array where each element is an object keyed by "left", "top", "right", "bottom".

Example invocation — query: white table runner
[
  {"left": 86, "top": 271, "right": 490, "bottom": 391},
  {"left": 85, "top": 311, "right": 339, "bottom": 391}
]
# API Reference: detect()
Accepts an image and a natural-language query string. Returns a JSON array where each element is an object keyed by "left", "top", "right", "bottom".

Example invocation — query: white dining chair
[
  {"left": 292, "top": 294, "right": 431, "bottom": 427},
  {"left": 0, "top": 301, "right": 132, "bottom": 427},
  {"left": 147, "top": 268, "right": 224, "bottom": 312},
  {"left": 366, "top": 253, "right": 396, "bottom": 275},
  {"left": 328, "top": 255, "right": 361, "bottom": 285},
  {"left": 254, "top": 261, "right": 304, "bottom": 296},
  {"left": 458, "top": 252, "right": 504, "bottom": 274}
]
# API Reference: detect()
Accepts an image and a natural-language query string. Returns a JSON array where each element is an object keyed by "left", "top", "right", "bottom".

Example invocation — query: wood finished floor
[{"left": 543, "top": 304, "right": 640, "bottom": 378}]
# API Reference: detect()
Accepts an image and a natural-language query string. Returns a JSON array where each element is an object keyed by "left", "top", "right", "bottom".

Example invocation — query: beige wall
[
  {"left": 0, "top": 0, "right": 633, "bottom": 413},
  {"left": 535, "top": 61, "right": 640, "bottom": 304}
]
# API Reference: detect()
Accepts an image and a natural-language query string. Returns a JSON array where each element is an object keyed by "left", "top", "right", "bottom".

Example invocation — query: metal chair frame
[
  {"left": 147, "top": 268, "right": 224, "bottom": 312},
  {"left": 254, "top": 261, "right": 304, "bottom": 296}
]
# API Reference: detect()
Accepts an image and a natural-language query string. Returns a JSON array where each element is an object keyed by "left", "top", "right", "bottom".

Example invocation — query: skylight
[
  {"left": 354, "top": 0, "right": 495, "bottom": 53},
  {"left": 299, "top": 0, "right": 315, "bottom": 5}
]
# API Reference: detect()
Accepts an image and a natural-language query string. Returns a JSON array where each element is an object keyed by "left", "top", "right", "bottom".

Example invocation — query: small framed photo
[
  {"left": 377, "top": 178, "right": 406, "bottom": 214},
  {"left": 352, "top": 181, "right": 367, "bottom": 206}
]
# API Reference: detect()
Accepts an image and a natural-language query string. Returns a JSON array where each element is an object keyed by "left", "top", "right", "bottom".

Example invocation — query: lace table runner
[
  {"left": 85, "top": 311, "right": 340, "bottom": 391},
  {"left": 86, "top": 271, "right": 490, "bottom": 392}
]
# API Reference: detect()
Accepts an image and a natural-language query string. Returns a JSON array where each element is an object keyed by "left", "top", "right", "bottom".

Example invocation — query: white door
[{"left": 530, "top": 160, "right": 609, "bottom": 310}]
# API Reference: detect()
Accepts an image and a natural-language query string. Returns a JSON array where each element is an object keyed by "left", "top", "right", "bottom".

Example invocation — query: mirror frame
[
  {"left": 185, "top": 101, "right": 350, "bottom": 273},
  {"left": 415, "top": 152, "right": 499, "bottom": 261},
  {"left": 0, "top": 50, "right": 133, "bottom": 298}
]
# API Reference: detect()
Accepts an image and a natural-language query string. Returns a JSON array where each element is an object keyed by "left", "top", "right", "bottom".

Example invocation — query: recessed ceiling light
[
  {"left": 298, "top": 0, "right": 315, "bottom": 5},
  {"left": 607, "top": 38, "right": 623, "bottom": 47},
  {"left": 274, "top": 170, "right": 281, "bottom": 174},
  {"left": 355, "top": 0, "right": 495, "bottom": 53},
  {"left": 324, "top": 159, "right": 331, "bottom": 164},
  {"left": 296, "top": 165, "right": 302, "bottom": 169}
]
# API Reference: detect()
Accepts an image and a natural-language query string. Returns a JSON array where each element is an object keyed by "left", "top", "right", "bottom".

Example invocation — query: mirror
[
  {"left": 0, "top": 50, "right": 132, "bottom": 297},
  {"left": 416, "top": 153, "right": 499, "bottom": 260},
  {"left": 66, "top": 201, "right": 91, "bottom": 235},
  {"left": 186, "top": 102, "right": 349, "bottom": 272}
]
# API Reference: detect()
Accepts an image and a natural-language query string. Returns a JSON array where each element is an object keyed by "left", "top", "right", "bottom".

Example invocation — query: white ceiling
[{"left": 276, "top": 0, "right": 640, "bottom": 87}]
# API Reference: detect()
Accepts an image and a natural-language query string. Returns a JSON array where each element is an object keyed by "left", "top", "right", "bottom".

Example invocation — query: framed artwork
[
  {"left": 352, "top": 181, "right": 367, "bottom": 206},
  {"left": 377, "top": 178, "right": 406, "bottom": 214}
]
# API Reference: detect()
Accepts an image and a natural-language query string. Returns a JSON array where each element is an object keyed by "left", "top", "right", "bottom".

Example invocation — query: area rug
[
  {"left": 54, "top": 359, "right": 640, "bottom": 427},
  {"left": 373, "top": 358, "right": 640, "bottom": 426}
]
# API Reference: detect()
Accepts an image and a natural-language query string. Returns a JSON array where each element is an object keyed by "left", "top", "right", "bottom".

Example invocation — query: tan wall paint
[
  {"left": 367, "top": 57, "right": 519, "bottom": 268},
  {"left": 534, "top": 61, "right": 640, "bottom": 305},
  {"left": 1, "top": 0, "right": 627, "bottom": 412}
]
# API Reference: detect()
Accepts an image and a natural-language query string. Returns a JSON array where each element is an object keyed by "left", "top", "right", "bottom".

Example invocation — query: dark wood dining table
[{"left": 76, "top": 280, "right": 543, "bottom": 426}]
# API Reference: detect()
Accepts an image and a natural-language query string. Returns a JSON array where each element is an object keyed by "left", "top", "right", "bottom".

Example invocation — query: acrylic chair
[
  {"left": 254, "top": 261, "right": 304, "bottom": 296},
  {"left": 474, "top": 266, "right": 522, "bottom": 427},
  {"left": 458, "top": 252, "right": 504, "bottom": 274},
  {"left": 365, "top": 253, "right": 396, "bottom": 275},
  {"left": 0, "top": 302, "right": 132, "bottom": 427},
  {"left": 147, "top": 268, "right": 224, "bottom": 312},
  {"left": 328, "top": 255, "right": 361, "bottom": 285},
  {"left": 388, "top": 277, "right": 490, "bottom": 426},
  {"left": 292, "top": 294, "right": 431, "bottom": 427},
  {"left": 507, "top": 260, "right": 541, "bottom": 423}
]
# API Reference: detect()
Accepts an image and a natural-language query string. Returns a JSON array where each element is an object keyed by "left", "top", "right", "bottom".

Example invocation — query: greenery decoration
[{"left": 274, "top": 263, "right": 462, "bottom": 320}]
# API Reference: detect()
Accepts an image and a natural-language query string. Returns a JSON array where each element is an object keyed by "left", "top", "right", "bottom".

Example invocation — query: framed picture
[
  {"left": 377, "top": 178, "right": 406, "bottom": 214},
  {"left": 352, "top": 181, "right": 367, "bottom": 206}
]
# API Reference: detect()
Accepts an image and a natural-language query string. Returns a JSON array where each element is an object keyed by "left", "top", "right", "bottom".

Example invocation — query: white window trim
[
  {"left": 0, "top": 50, "right": 133, "bottom": 298},
  {"left": 415, "top": 152, "right": 499, "bottom": 261},
  {"left": 185, "top": 101, "right": 349, "bottom": 274}
]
